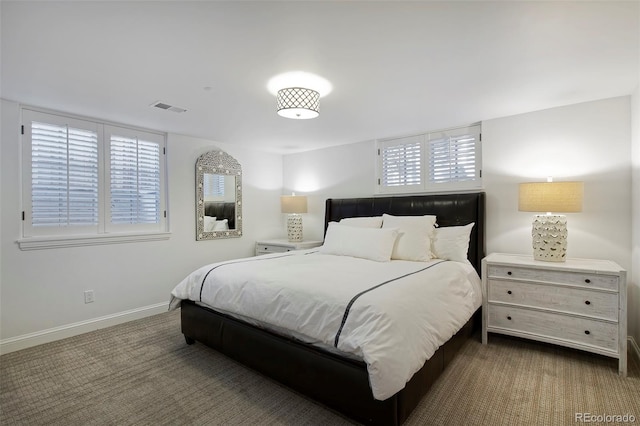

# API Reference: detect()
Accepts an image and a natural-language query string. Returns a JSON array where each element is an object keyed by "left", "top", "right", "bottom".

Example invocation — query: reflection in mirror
[
  {"left": 203, "top": 175, "right": 236, "bottom": 229},
  {"left": 196, "top": 150, "right": 242, "bottom": 240}
]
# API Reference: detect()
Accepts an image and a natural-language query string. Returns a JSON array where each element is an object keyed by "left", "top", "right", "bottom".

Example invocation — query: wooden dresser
[{"left": 482, "top": 253, "right": 627, "bottom": 376}]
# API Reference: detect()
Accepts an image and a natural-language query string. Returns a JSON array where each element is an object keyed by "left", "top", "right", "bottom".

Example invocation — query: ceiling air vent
[{"left": 150, "top": 101, "right": 187, "bottom": 113}]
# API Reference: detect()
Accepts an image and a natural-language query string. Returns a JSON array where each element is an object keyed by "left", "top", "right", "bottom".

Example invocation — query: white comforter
[{"left": 170, "top": 249, "right": 481, "bottom": 400}]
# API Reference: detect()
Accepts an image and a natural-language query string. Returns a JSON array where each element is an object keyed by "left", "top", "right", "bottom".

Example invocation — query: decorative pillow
[
  {"left": 432, "top": 223, "right": 475, "bottom": 263},
  {"left": 339, "top": 216, "right": 383, "bottom": 228},
  {"left": 213, "top": 218, "right": 229, "bottom": 231},
  {"left": 381, "top": 214, "right": 437, "bottom": 261},
  {"left": 204, "top": 216, "right": 217, "bottom": 232},
  {"left": 320, "top": 222, "right": 399, "bottom": 262}
]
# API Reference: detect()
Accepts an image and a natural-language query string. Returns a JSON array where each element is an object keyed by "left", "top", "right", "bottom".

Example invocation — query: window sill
[{"left": 17, "top": 231, "right": 171, "bottom": 251}]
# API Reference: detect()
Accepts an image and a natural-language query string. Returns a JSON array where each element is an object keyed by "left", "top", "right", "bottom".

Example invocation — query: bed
[{"left": 173, "top": 192, "right": 485, "bottom": 425}]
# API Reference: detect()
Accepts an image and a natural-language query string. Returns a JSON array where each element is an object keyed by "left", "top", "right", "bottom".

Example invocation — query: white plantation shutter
[
  {"left": 378, "top": 135, "right": 423, "bottom": 190},
  {"left": 31, "top": 122, "right": 99, "bottom": 226},
  {"left": 106, "top": 125, "right": 163, "bottom": 231},
  {"left": 22, "top": 110, "right": 102, "bottom": 237},
  {"left": 376, "top": 124, "right": 481, "bottom": 193},
  {"left": 22, "top": 108, "right": 167, "bottom": 243},
  {"left": 137, "top": 140, "right": 161, "bottom": 223},
  {"left": 109, "top": 135, "right": 160, "bottom": 224},
  {"left": 427, "top": 125, "right": 481, "bottom": 187}
]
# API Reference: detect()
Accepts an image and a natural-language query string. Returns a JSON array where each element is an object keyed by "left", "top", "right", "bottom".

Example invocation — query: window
[
  {"left": 376, "top": 124, "right": 482, "bottom": 193},
  {"left": 21, "top": 108, "right": 168, "bottom": 248}
]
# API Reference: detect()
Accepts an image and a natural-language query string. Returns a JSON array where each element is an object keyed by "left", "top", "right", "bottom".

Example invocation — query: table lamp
[
  {"left": 518, "top": 180, "right": 584, "bottom": 262},
  {"left": 281, "top": 194, "right": 308, "bottom": 242}
]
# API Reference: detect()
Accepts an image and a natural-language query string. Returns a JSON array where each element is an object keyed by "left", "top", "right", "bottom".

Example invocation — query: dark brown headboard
[{"left": 324, "top": 192, "right": 486, "bottom": 274}]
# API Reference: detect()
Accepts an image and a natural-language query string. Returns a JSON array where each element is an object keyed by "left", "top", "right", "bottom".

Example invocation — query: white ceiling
[{"left": 2, "top": 1, "right": 638, "bottom": 154}]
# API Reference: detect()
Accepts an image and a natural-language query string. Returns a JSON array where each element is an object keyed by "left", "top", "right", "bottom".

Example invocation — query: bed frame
[{"left": 181, "top": 192, "right": 485, "bottom": 425}]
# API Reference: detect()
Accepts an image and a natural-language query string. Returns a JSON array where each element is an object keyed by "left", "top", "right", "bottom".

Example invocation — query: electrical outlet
[{"left": 84, "top": 290, "right": 95, "bottom": 304}]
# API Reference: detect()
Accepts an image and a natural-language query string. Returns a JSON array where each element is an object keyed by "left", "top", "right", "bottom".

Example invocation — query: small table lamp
[
  {"left": 281, "top": 194, "right": 308, "bottom": 242},
  {"left": 518, "top": 180, "right": 584, "bottom": 262}
]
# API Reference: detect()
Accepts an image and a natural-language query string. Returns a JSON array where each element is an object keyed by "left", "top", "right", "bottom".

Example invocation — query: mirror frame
[{"left": 196, "top": 150, "right": 242, "bottom": 240}]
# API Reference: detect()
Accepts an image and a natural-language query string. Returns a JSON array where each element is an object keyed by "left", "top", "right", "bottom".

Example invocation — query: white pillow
[
  {"left": 432, "top": 223, "right": 475, "bottom": 263},
  {"left": 320, "top": 222, "right": 399, "bottom": 262},
  {"left": 339, "top": 216, "right": 383, "bottom": 228},
  {"left": 204, "top": 216, "right": 217, "bottom": 232},
  {"left": 381, "top": 214, "right": 437, "bottom": 261},
  {"left": 213, "top": 218, "right": 229, "bottom": 231}
]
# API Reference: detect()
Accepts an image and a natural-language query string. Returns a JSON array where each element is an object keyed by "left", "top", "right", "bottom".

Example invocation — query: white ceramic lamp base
[
  {"left": 531, "top": 214, "right": 567, "bottom": 262},
  {"left": 287, "top": 214, "right": 303, "bottom": 242}
]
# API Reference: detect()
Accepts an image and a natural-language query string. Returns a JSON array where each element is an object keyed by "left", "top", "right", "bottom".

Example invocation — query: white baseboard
[
  {"left": 630, "top": 336, "right": 640, "bottom": 365},
  {"left": 0, "top": 302, "right": 169, "bottom": 355}
]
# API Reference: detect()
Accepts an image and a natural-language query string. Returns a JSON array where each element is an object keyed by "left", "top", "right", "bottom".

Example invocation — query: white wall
[
  {"left": 631, "top": 4, "right": 640, "bottom": 350},
  {"left": 283, "top": 140, "right": 376, "bottom": 241},
  {"left": 631, "top": 81, "right": 640, "bottom": 347},
  {"left": 0, "top": 99, "right": 284, "bottom": 351},
  {"left": 283, "top": 96, "right": 635, "bottom": 337},
  {"left": 482, "top": 97, "right": 631, "bottom": 266}
]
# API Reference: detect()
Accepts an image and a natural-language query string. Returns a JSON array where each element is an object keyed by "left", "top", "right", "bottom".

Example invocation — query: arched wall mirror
[{"left": 196, "top": 150, "right": 242, "bottom": 240}]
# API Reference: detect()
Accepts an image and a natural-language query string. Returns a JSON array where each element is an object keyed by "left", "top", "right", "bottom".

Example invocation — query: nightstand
[
  {"left": 482, "top": 253, "right": 627, "bottom": 376},
  {"left": 255, "top": 239, "right": 323, "bottom": 256}
]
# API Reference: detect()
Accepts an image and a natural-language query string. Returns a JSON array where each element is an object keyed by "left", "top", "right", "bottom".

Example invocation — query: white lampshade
[{"left": 281, "top": 195, "right": 308, "bottom": 214}]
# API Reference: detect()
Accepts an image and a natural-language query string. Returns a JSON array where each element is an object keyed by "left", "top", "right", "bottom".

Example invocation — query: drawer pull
[
  {"left": 585, "top": 278, "right": 591, "bottom": 284},
  {"left": 507, "top": 290, "right": 512, "bottom": 295},
  {"left": 585, "top": 300, "right": 591, "bottom": 305},
  {"left": 584, "top": 330, "right": 590, "bottom": 335},
  {"left": 507, "top": 271, "right": 512, "bottom": 276},
  {"left": 507, "top": 316, "right": 512, "bottom": 321}
]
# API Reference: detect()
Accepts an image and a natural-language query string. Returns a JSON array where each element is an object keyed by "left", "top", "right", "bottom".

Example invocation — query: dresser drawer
[
  {"left": 488, "top": 280, "right": 618, "bottom": 321},
  {"left": 255, "top": 244, "right": 292, "bottom": 255},
  {"left": 488, "top": 304, "right": 618, "bottom": 352},
  {"left": 487, "top": 265, "right": 618, "bottom": 291}
]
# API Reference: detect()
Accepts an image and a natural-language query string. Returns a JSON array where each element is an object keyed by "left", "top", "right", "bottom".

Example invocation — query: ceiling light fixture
[
  {"left": 276, "top": 87, "right": 320, "bottom": 119},
  {"left": 268, "top": 71, "right": 332, "bottom": 120}
]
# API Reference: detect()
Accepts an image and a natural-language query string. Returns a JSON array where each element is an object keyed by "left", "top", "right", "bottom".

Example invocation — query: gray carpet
[{"left": 1, "top": 310, "right": 638, "bottom": 425}]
